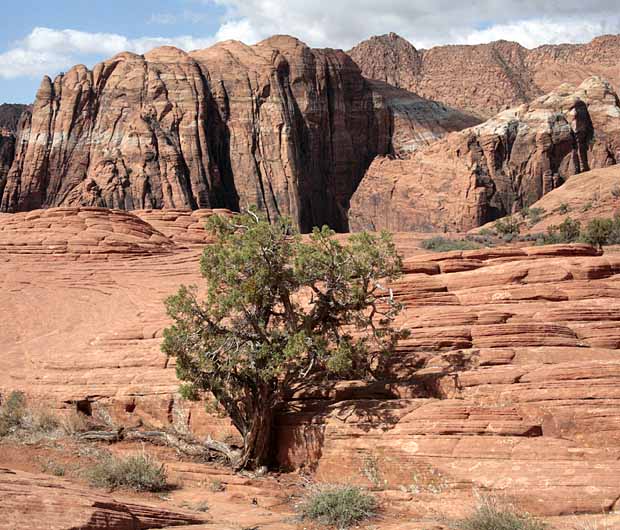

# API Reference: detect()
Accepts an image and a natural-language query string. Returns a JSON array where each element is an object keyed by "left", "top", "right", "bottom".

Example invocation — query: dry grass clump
[
  {"left": 297, "top": 484, "right": 376, "bottom": 529},
  {"left": 448, "top": 496, "right": 547, "bottom": 530},
  {"left": 86, "top": 451, "right": 168, "bottom": 492}
]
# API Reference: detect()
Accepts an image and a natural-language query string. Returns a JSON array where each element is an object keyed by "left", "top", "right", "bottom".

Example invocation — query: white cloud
[
  {"left": 0, "top": 27, "right": 216, "bottom": 79},
  {"left": 207, "top": 0, "right": 620, "bottom": 50},
  {"left": 459, "top": 18, "right": 620, "bottom": 49},
  {"left": 1, "top": 1, "right": 620, "bottom": 82}
]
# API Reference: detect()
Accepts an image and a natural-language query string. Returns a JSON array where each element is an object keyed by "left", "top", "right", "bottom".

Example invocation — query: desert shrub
[
  {"left": 494, "top": 216, "right": 521, "bottom": 238},
  {"left": 611, "top": 184, "right": 620, "bottom": 199},
  {"left": 540, "top": 217, "right": 581, "bottom": 245},
  {"left": 421, "top": 237, "right": 482, "bottom": 252},
  {"left": 39, "top": 458, "right": 67, "bottom": 477},
  {"left": 0, "top": 391, "right": 27, "bottom": 436},
  {"left": 448, "top": 496, "right": 547, "bottom": 530},
  {"left": 558, "top": 203, "right": 570, "bottom": 214},
  {"left": 86, "top": 452, "right": 168, "bottom": 492},
  {"left": 581, "top": 218, "right": 614, "bottom": 249},
  {"left": 208, "top": 478, "right": 226, "bottom": 492},
  {"left": 298, "top": 484, "right": 376, "bottom": 529},
  {"left": 522, "top": 207, "right": 545, "bottom": 226},
  {"left": 581, "top": 201, "right": 593, "bottom": 212}
]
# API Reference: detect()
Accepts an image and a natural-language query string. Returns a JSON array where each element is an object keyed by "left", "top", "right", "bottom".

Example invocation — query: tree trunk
[{"left": 236, "top": 393, "right": 274, "bottom": 470}]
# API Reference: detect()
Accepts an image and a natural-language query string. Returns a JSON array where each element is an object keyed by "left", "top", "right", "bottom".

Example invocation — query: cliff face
[
  {"left": 350, "top": 77, "right": 620, "bottom": 232},
  {"left": 0, "top": 36, "right": 475, "bottom": 232},
  {"left": 349, "top": 33, "right": 620, "bottom": 119},
  {"left": 0, "top": 104, "right": 28, "bottom": 203}
]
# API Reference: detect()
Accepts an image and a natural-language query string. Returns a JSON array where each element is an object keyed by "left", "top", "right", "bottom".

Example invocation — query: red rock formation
[
  {"left": 0, "top": 468, "right": 207, "bottom": 530},
  {"left": 349, "top": 33, "right": 620, "bottom": 119},
  {"left": 0, "top": 37, "right": 474, "bottom": 232},
  {"left": 0, "top": 104, "right": 28, "bottom": 200},
  {"left": 491, "top": 165, "right": 620, "bottom": 234},
  {"left": 350, "top": 77, "right": 620, "bottom": 232}
]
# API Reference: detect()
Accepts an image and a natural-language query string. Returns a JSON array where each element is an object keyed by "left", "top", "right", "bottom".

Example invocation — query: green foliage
[
  {"left": 540, "top": 217, "right": 581, "bottom": 245},
  {"left": 86, "top": 452, "right": 168, "bottom": 492},
  {"left": 0, "top": 391, "right": 26, "bottom": 436},
  {"left": 581, "top": 218, "right": 615, "bottom": 249},
  {"left": 522, "top": 207, "right": 545, "bottom": 226},
  {"left": 494, "top": 216, "right": 521, "bottom": 238},
  {"left": 421, "top": 237, "right": 482, "bottom": 252},
  {"left": 448, "top": 496, "right": 547, "bottom": 530},
  {"left": 298, "top": 484, "right": 377, "bottom": 529},
  {"left": 558, "top": 203, "right": 570, "bottom": 214},
  {"left": 162, "top": 210, "right": 407, "bottom": 469}
]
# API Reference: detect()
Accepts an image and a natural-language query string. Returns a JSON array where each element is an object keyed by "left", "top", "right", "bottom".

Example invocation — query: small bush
[
  {"left": 540, "top": 217, "right": 581, "bottom": 245},
  {"left": 581, "top": 218, "right": 614, "bottom": 249},
  {"left": 421, "top": 237, "right": 482, "bottom": 252},
  {"left": 494, "top": 216, "right": 521, "bottom": 238},
  {"left": 86, "top": 452, "right": 168, "bottom": 492},
  {"left": 448, "top": 496, "right": 547, "bottom": 530},
  {"left": 611, "top": 184, "right": 620, "bottom": 199},
  {"left": 298, "top": 484, "right": 376, "bottom": 529},
  {"left": 208, "top": 478, "right": 226, "bottom": 492},
  {"left": 39, "top": 458, "right": 67, "bottom": 477},
  {"left": 522, "top": 207, "right": 545, "bottom": 226},
  {"left": 558, "top": 203, "right": 570, "bottom": 214},
  {"left": 0, "top": 391, "right": 27, "bottom": 436}
]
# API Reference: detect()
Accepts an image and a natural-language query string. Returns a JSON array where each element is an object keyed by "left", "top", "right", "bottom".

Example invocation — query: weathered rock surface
[
  {"left": 278, "top": 243, "right": 620, "bottom": 517},
  {"left": 350, "top": 77, "right": 620, "bottom": 232},
  {"left": 1, "top": 208, "right": 620, "bottom": 521},
  {"left": 349, "top": 33, "right": 620, "bottom": 119},
  {"left": 0, "top": 467, "right": 208, "bottom": 530},
  {"left": 492, "top": 165, "right": 620, "bottom": 234},
  {"left": 0, "top": 104, "right": 28, "bottom": 200},
  {"left": 0, "top": 37, "right": 473, "bottom": 232}
]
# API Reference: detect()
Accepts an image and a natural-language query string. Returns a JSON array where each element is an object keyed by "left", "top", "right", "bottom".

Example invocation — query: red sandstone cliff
[
  {"left": 0, "top": 36, "right": 475, "bottom": 232},
  {"left": 349, "top": 33, "right": 620, "bottom": 119},
  {"left": 350, "top": 77, "right": 620, "bottom": 232}
]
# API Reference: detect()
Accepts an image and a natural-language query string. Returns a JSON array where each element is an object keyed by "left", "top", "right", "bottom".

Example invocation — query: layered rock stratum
[
  {"left": 1, "top": 207, "right": 620, "bottom": 524},
  {"left": 0, "top": 36, "right": 475, "bottom": 232},
  {"left": 349, "top": 33, "right": 620, "bottom": 118},
  {"left": 350, "top": 77, "right": 620, "bottom": 232}
]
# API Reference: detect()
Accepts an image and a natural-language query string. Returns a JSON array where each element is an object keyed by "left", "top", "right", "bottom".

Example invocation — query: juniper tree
[{"left": 162, "top": 210, "right": 407, "bottom": 470}]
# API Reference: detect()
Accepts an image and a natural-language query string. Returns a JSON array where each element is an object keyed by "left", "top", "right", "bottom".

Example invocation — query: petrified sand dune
[
  {"left": 0, "top": 468, "right": 208, "bottom": 530},
  {"left": 350, "top": 77, "right": 620, "bottom": 232},
  {"left": 1, "top": 208, "right": 620, "bottom": 520},
  {"left": 349, "top": 33, "right": 620, "bottom": 118}
]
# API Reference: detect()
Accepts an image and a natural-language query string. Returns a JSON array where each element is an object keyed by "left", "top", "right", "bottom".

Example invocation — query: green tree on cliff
[{"left": 162, "top": 210, "right": 408, "bottom": 470}]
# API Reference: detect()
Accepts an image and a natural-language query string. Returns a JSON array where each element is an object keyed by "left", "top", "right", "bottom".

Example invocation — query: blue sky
[{"left": 2, "top": 0, "right": 620, "bottom": 103}]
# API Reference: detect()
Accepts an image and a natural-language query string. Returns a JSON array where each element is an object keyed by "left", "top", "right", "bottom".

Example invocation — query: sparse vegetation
[
  {"left": 494, "top": 216, "right": 521, "bottom": 239},
  {"left": 86, "top": 452, "right": 168, "bottom": 492},
  {"left": 581, "top": 217, "right": 620, "bottom": 249},
  {"left": 539, "top": 217, "right": 581, "bottom": 245},
  {"left": 297, "top": 484, "right": 377, "bottom": 529},
  {"left": 38, "top": 458, "right": 67, "bottom": 477},
  {"left": 208, "top": 478, "right": 226, "bottom": 492},
  {"left": 448, "top": 496, "right": 547, "bottom": 530},
  {"left": 0, "top": 391, "right": 27, "bottom": 436},
  {"left": 421, "top": 237, "right": 482, "bottom": 252},
  {"left": 611, "top": 184, "right": 620, "bottom": 199},
  {"left": 522, "top": 207, "right": 546, "bottom": 226},
  {"left": 558, "top": 203, "right": 570, "bottom": 214}
]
